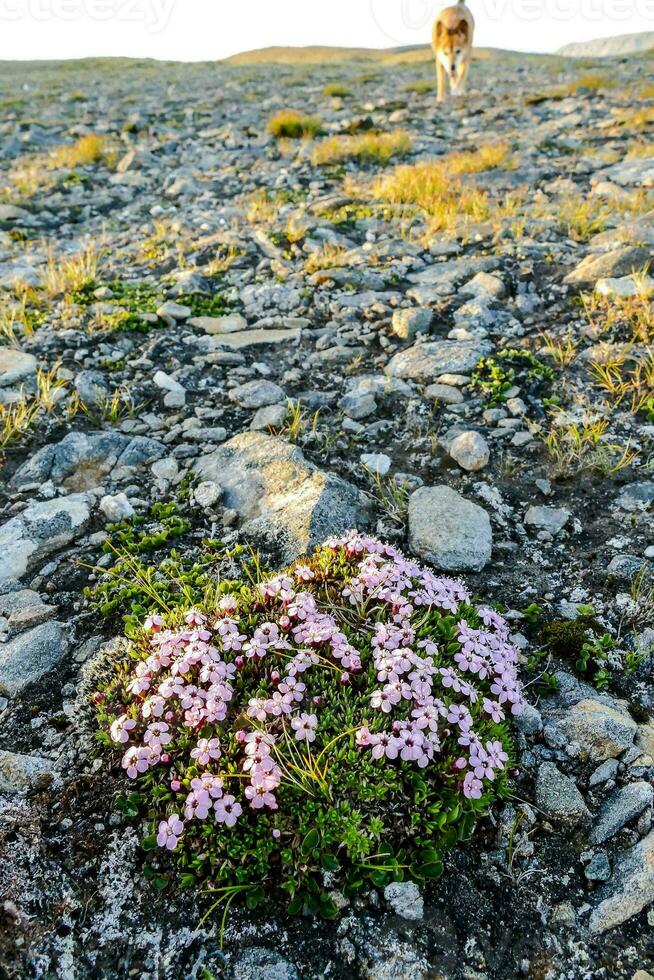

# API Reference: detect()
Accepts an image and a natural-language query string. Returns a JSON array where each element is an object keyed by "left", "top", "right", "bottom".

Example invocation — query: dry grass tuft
[
  {"left": 267, "top": 110, "right": 323, "bottom": 139},
  {"left": 372, "top": 143, "right": 512, "bottom": 233},
  {"left": 312, "top": 130, "right": 412, "bottom": 166}
]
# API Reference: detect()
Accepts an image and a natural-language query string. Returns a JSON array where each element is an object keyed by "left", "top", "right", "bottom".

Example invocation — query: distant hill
[
  {"left": 558, "top": 31, "right": 654, "bottom": 57},
  {"left": 223, "top": 44, "right": 553, "bottom": 66}
]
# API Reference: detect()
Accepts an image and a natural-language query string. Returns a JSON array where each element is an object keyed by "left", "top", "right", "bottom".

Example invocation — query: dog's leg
[
  {"left": 436, "top": 60, "right": 446, "bottom": 103},
  {"left": 457, "top": 58, "right": 469, "bottom": 94}
]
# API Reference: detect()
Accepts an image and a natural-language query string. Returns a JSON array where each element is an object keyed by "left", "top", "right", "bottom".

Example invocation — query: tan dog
[{"left": 432, "top": 0, "right": 475, "bottom": 103}]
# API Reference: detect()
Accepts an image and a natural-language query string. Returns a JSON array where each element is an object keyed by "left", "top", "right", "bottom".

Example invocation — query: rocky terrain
[{"left": 0, "top": 45, "right": 653, "bottom": 979}]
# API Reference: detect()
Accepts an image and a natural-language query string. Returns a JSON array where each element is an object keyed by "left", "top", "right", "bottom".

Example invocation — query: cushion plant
[{"left": 97, "top": 531, "right": 524, "bottom": 915}]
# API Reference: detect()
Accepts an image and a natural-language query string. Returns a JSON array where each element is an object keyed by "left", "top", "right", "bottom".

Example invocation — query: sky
[{"left": 0, "top": 0, "right": 652, "bottom": 61}]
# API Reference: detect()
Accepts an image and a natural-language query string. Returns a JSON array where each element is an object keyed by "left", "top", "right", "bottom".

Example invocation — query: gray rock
[
  {"left": 339, "top": 391, "right": 377, "bottom": 420},
  {"left": 194, "top": 481, "right": 222, "bottom": 509},
  {"left": 74, "top": 370, "right": 111, "bottom": 406},
  {"left": 589, "top": 829, "right": 654, "bottom": 933},
  {"left": 361, "top": 453, "right": 391, "bottom": 476},
  {"left": 207, "top": 327, "right": 302, "bottom": 349},
  {"left": 189, "top": 313, "right": 247, "bottom": 334},
  {"left": 229, "top": 947, "right": 300, "bottom": 980},
  {"left": 156, "top": 300, "right": 191, "bottom": 320},
  {"left": 0, "top": 750, "right": 54, "bottom": 794},
  {"left": 194, "top": 433, "right": 369, "bottom": 564},
  {"left": 390, "top": 307, "right": 432, "bottom": 341},
  {"left": 513, "top": 702, "right": 543, "bottom": 736},
  {"left": 407, "top": 255, "right": 499, "bottom": 295},
  {"left": 386, "top": 341, "right": 488, "bottom": 381},
  {"left": 449, "top": 431, "right": 490, "bottom": 472},
  {"left": 383, "top": 881, "right": 424, "bottom": 921},
  {"left": 0, "top": 589, "right": 54, "bottom": 638},
  {"left": 0, "top": 621, "right": 68, "bottom": 696},
  {"left": 589, "top": 759, "right": 620, "bottom": 788},
  {"left": 0, "top": 494, "right": 91, "bottom": 583},
  {"left": 425, "top": 383, "right": 464, "bottom": 405},
  {"left": 11, "top": 431, "right": 164, "bottom": 490},
  {"left": 590, "top": 782, "right": 654, "bottom": 844},
  {"left": 535, "top": 762, "right": 592, "bottom": 828},
  {"left": 617, "top": 482, "right": 654, "bottom": 511},
  {"left": 607, "top": 554, "right": 650, "bottom": 581},
  {"left": 585, "top": 851, "right": 611, "bottom": 883},
  {"left": 251, "top": 404, "right": 287, "bottom": 431},
  {"left": 408, "top": 485, "right": 492, "bottom": 572},
  {"left": 99, "top": 492, "right": 135, "bottom": 522},
  {"left": 599, "top": 158, "right": 654, "bottom": 188},
  {"left": 229, "top": 380, "right": 285, "bottom": 409},
  {"left": 524, "top": 505, "right": 570, "bottom": 535},
  {"left": 546, "top": 697, "right": 638, "bottom": 761},
  {"left": 0, "top": 349, "right": 37, "bottom": 388},
  {"left": 564, "top": 246, "right": 652, "bottom": 287}
]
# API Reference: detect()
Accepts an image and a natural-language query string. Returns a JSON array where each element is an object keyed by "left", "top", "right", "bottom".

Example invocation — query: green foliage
[
  {"left": 96, "top": 541, "right": 519, "bottom": 916},
  {"left": 470, "top": 349, "right": 555, "bottom": 408}
]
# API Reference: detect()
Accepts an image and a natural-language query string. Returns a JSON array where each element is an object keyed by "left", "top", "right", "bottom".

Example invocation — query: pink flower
[
  {"left": 291, "top": 712, "right": 317, "bottom": 742},
  {"left": 462, "top": 772, "right": 484, "bottom": 800},
  {"left": 110, "top": 715, "right": 136, "bottom": 744},
  {"left": 191, "top": 737, "right": 221, "bottom": 766},
  {"left": 144, "top": 614, "right": 165, "bottom": 632},
  {"left": 214, "top": 795, "right": 242, "bottom": 826},
  {"left": 157, "top": 814, "right": 184, "bottom": 849}
]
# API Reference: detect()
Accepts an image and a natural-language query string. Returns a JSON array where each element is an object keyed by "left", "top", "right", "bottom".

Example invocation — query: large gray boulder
[
  {"left": 0, "top": 494, "right": 92, "bottom": 583},
  {"left": 408, "top": 485, "right": 492, "bottom": 572},
  {"left": 11, "top": 430, "right": 164, "bottom": 490},
  {"left": 194, "top": 433, "right": 369, "bottom": 564}
]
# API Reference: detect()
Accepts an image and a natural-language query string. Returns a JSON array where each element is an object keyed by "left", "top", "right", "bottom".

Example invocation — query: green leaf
[
  {"left": 301, "top": 828, "right": 320, "bottom": 856},
  {"left": 142, "top": 834, "right": 157, "bottom": 851}
]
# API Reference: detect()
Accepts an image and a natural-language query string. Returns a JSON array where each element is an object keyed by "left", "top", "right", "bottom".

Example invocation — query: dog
[{"left": 432, "top": 0, "right": 475, "bottom": 103}]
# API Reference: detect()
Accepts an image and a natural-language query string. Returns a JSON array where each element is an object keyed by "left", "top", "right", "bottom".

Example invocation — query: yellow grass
[
  {"left": 372, "top": 143, "right": 512, "bottom": 233},
  {"left": 312, "top": 130, "right": 412, "bottom": 166},
  {"left": 45, "top": 245, "right": 98, "bottom": 299},
  {"left": 49, "top": 134, "right": 108, "bottom": 169},
  {"left": 267, "top": 110, "right": 322, "bottom": 139}
]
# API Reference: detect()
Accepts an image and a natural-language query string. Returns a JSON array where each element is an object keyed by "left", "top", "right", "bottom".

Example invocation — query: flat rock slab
[
  {"left": 0, "top": 493, "right": 92, "bottom": 583},
  {"left": 208, "top": 328, "right": 302, "bottom": 349},
  {"left": 406, "top": 256, "right": 499, "bottom": 296},
  {"left": 386, "top": 341, "right": 489, "bottom": 381},
  {"left": 0, "top": 749, "right": 54, "bottom": 794},
  {"left": 0, "top": 348, "right": 37, "bottom": 387},
  {"left": 590, "top": 782, "right": 654, "bottom": 845},
  {"left": 408, "top": 485, "right": 492, "bottom": 572},
  {"left": 590, "top": 829, "right": 654, "bottom": 933},
  {"left": 11, "top": 430, "right": 164, "bottom": 490},
  {"left": 597, "top": 159, "right": 654, "bottom": 188},
  {"left": 0, "top": 620, "right": 68, "bottom": 696},
  {"left": 194, "top": 432, "right": 369, "bottom": 564}
]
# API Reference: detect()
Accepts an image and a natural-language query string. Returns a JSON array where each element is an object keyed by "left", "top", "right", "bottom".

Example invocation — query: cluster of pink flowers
[
  {"left": 325, "top": 532, "right": 523, "bottom": 798},
  {"left": 108, "top": 532, "right": 524, "bottom": 850}
]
